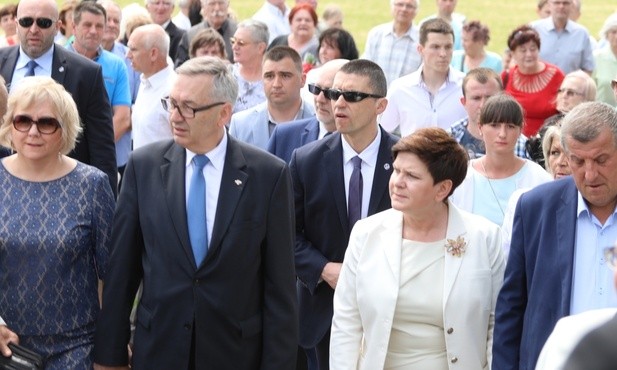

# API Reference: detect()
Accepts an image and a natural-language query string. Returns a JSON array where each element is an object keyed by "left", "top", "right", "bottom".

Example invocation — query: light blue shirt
[
  {"left": 450, "top": 49, "right": 503, "bottom": 74},
  {"left": 10, "top": 45, "right": 55, "bottom": 91},
  {"left": 570, "top": 192, "right": 617, "bottom": 314},
  {"left": 530, "top": 17, "right": 595, "bottom": 74}
]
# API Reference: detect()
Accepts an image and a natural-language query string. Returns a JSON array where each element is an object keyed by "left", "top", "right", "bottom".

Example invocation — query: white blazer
[{"left": 330, "top": 202, "right": 505, "bottom": 370}]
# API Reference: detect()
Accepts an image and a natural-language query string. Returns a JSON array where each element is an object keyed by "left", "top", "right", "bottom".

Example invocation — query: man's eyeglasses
[
  {"left": 161, "top": 97, "right": 225, "bottom": 119},
  {"left": 18, "top": 17, "right": 55, "bottom": 29},
  {"left": 393, "top": 2, "right": 417, "bottom": 10},
  {"left": 323, "top": 88, "right": 385, "bottom": 103},
  {"left": 605, "top": 247, "right": 617, "bottom": 270},
  {"left": 13, "top": 115, "right": 61, "bottom": 134},
  {"left": 307, "top": 83, "right": 328, "bottom": 96},
  {"left": 230, "top": 37, "right": 253, "bottom": 47},
  {"left": 557, "top": 88, "right": 584, "bottom": 97}
]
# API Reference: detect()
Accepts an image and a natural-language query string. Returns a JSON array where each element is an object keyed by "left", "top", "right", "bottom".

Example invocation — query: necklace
[{"left": 479, "top": 159, "right": 505, "bottom": 218}]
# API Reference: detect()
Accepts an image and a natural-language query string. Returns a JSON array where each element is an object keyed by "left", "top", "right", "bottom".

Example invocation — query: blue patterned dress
[{"left": 0, "top": 162, "right": 114, "bottom": 369}]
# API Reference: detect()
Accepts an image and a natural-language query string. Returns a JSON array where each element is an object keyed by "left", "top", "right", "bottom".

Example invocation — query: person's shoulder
[
  {"left": 275, "top": 117, "right": 317, "bottom": 135},
  {"left": 231, "top": 102, "right": 265, "bottom": 123},
  {"left": 522, "top": 176, "right": 575, "bottom": 203},
  {"left": 131, "top": 139, "right": 176, "bottom": 161},
  {"left": 231, "top": 136, "right": 286, "bottom": 169},
  {"left": 293, "top": 132, "right": 337, "bottom": 160},
  {"left": 74, "top": 161, "right": 109, "bottom": 182},
  {"left": 0, "top": 45, "right": 17, "bottom": 57},
  {"left": 367, "top": 22, "right": 392, "bottom": 35},
  {"left": 388, "top": 69, "right": 421, "bottom": 92},
  {"left": 187, "top": 22, "right": 207, "bottom": 38},
  {"left": 565, "top": 19, "right": 590, "bottom": 33}
]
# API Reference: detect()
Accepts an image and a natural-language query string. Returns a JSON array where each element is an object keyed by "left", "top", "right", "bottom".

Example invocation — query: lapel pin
[
  {"left": 59, "top": 66, "right": 64, "bottom": 73},
  {"left": 234, "top": 179, "right": 242, "bottom": 186},
  {"left": 384, "top": 163, "right": 390, "bottom": 170}
]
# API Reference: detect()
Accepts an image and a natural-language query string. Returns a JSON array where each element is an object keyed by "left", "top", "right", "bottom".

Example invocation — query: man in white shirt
[
  {"left": 363, "top": 0, "right": 421, "bottom": 86},
  {"left": 380, "top": 18, "right": 466, "bottom": 136},
  {"left": 253, "top": 0, "right": 290, "bottom": 44},
  {"left": 128, "top": 24, "right": 177, "bottom": 149},
  {"left": 172, "top": 0, "right": 192, "bottom": 30}
]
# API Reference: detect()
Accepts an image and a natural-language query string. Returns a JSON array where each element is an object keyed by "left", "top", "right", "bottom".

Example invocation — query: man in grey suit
[
  {"left": 0, "top": 0, "right": 117, "bottom": 194},
  {"left": 93, "top": 57, "right": 298, "bottom": 370},
  {"left": 229, "top": 46, "right": 314, "bottom": 150}
]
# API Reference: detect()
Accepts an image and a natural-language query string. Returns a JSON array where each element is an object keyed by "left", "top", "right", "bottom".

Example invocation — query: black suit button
[
  {"left": 184, "top": 323, "right": 192, "bottom": 330},
  {"left": 447, "top": 327, "right": 454, "bottom": 334},
  {"left": 194, "top": 279, "right": 200, "bottom": 285}
]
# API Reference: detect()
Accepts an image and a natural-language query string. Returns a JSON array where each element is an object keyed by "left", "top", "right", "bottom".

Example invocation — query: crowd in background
[{"left": 1, "top": 0, "right": 617, "bottom": 369}]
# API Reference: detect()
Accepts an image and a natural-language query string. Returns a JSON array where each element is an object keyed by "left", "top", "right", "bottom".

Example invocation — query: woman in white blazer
[{"left": 330, "top": 128, "right": 506, "bottom": 370}]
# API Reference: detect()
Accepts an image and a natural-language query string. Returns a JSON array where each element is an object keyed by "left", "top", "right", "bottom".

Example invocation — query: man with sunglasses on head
[
  {"left": 0, "top": 0, "right": 117, "bottom": 195},
  {"left": 289, "top": 59, "right": 398, "bottom": 370},
  {"left": 229, "top": 46, "right": 315, "bottom": 150},
  {"left": 267, "top": 59, "right": 348, "bottom": 163}
]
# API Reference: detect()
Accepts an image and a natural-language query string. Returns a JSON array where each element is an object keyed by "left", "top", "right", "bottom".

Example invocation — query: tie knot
[
  {"left": 351, "top": 156, "right": 362, "bottom": 169},
  {"left": 193, "top": 155, "right": 210, "bottom": 170},
  {"left": 26, "top": 60, "right": 38, "bottom": 68}
]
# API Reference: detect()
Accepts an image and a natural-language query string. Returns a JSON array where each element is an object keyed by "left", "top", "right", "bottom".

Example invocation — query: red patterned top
[{"left": 501, "top": 63, "right": 564, "bottom": 137}]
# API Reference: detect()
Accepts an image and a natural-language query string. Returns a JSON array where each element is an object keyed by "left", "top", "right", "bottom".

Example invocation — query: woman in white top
[
  {"left": 330, "top": 128, "right": 505, "bottom": 370},
  {"left": 451, "top": 93, "right": 551, "bottom": 225}
]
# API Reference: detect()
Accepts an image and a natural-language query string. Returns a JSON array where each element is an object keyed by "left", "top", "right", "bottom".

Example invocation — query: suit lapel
[
  {"left": 381, "top": 210, "right": 403, "bottom": 280},
  {"left": 254, "top": 107, "right": 271, "bottom": 148},
  {"left": 51, "top": 47, "right": 68, "bottom": 85},
  {"left": 557, "top": 179, "right": 578, "bottom": 315},
  {"left": 301, "top": 119, "right": 319, "bottom": 145},
  {"left": 368, "top": 127, "right": 395, "bottom": 215},
  {"left": 208, "top": 136, "right": 248, "bottom": 258},
  {"left": 0, "top": 47, "right": 19, "bottom": 85},
  {"left": 324, "top": 133, "right": 349, "bottom": 233},
  {"left": 161, "top": 144, "right": 196, "bottom": 268},
  {"left": 443, "top": 202, "right": 467, "bottom": 305}
]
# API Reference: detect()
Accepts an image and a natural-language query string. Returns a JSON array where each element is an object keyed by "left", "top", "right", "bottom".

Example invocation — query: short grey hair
[
  {"left": 542, "top": 125, "right": 561, "bottom": 173},
  {"left": 560, "top": 101, "right": 617, "bottom": 151},
  {"left": 175, "top": 56, "right": 238, "bottom": 104},
  {"left": 563, "top": 70, "right": 596, "bottom": 101},
  {"left": 135, "top": 23, "right": 170, "bottom": 56},
  {"left": 599, "top": 12, "right": 617, "bottom": 40},
  {"left": 237, "top": 19, "right": 269, "bottom": 45}
]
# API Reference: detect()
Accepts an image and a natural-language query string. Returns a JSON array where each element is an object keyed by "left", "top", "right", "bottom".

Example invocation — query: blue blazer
[
  {"left": 492, "top": 177, "right": 578, "bottom": 370},
  {"left": 228, "top": 101, "right": 315, "bottom": 150},
  {"left": 267, "top": 117, "right": 320, "bottom": 163},
  {"left": 290, "top": 127, "right": 398, "bottom": 348}
]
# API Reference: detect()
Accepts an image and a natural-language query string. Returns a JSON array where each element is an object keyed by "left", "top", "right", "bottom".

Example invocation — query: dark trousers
[{"left": 303, "top": 328, "right": 330, "bottom": 370}]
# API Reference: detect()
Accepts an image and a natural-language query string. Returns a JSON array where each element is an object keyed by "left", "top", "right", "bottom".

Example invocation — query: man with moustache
[{"left": 175, "top": 0, "right": 237, "bottom": 65}]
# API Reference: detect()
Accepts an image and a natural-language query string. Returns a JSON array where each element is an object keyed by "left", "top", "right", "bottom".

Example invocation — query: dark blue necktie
[
  {"left": 187, "top": 155, "right": 210, "bottom": 266},
  {"left": 348, "top": 156, "right": 363, "bottom": 229},
  {"left": 24, "top": 60, "right": 38, "bottom": 77}
]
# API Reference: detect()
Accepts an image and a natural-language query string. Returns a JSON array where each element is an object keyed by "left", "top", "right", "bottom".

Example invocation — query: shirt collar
[
  {"left": 576, "top": 191, "right": 617, "bottom": 219},
  {"left": 16, "top": 44, "right": 55, "bottom": 74},
  {"left": 185, "top": 130, "right": 228, "bottom": 172},
  {"left": 267, "top": 100, "right": 306, "bottom": 124},
  {"left": 341, "top": 127, "right": 382, "bottom": 166}
]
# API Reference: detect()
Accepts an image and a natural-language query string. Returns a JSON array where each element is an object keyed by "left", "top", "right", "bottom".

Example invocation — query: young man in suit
[
  {"left": 0, "top": 0, "right": 117, "bottom": 194},
  {"left": 229, "top": 46, "right": 315, "bottom": 150},
  {"left": 290, "top": 59, "right": 398, "bottom": 370},
  {"left": 493, "top": 102, "right": 617, "bottom": 370},
  {"left": 267, "top": 58, "right": 348, "bottom": 163},
  {"left": 93, "top": 57, "right": 298, "bottom": 370}
]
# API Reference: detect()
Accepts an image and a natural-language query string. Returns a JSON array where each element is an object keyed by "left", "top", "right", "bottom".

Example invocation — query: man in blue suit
[
  {"left": 267, "top": 59, "right": 348, "bottom": 163},
  {"left": 493, "top": 101, "right": 617, "bottom": 370},
  {"left": 229, "top": 46, "right": 314, "bottom": 150},
  {"left": 290, "top": 59, "right": 398, "bottom": 370}
]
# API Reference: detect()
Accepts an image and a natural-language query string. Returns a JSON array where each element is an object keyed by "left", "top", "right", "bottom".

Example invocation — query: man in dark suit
[
  {"left": 267, "top": 59, "right": 348, "bottom": 163},
  {"left": 493, "top": 102, "right": 617, "bottom": 370},
  {"left": 290, "top": 59, "right": 398, "bottom": 370},
  {"left": 175, "top": 0, "right": 237, "bottom": 66},
  {"left": 93, "top": 57, "right": 298, "bottom": 370},
  {"left": 145, "top": 0, "right": 185, "bottom": 59},
  {"left": 0, "top": 0, "right": 117, "bottom": 193}
]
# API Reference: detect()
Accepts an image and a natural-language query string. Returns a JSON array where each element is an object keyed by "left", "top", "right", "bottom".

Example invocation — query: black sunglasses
[
  {"left": 13, "top": 115, "right": 61, "bottom": 135},
  {"left": 323, "top": 88, "right": 384, "bottom": 103},
  {"left": 307, "top": 83, "right": 327, "bottom": 96},
  {"left": 18, "top": 17, "right": 55, "bottom": 29}
]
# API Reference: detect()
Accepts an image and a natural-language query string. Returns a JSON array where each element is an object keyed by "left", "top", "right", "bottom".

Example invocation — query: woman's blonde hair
[{"left": 0, "top": 77, "right": 82, "bottom": 155}]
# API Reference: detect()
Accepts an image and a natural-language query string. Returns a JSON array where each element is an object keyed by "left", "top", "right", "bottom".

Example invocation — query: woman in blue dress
[{"left": 0, "top": 76, "right": 114, "bottom": 369}]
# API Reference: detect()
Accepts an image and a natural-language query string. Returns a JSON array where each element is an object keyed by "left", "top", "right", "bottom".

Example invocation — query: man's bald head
[{"left": 16, "top": 0, "right": 60, "bottom": 58}]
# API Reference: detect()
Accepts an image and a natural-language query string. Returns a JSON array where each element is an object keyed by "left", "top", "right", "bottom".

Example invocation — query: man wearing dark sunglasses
[
  {"left": 290, "top": 59, "right": 398, "bottom": 370},
  {"left": 0, "top": 0, "right": 118, "bottom": 195}
]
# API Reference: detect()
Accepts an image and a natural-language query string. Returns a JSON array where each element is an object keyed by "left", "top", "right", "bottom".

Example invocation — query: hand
[
  {"left": 0, "top": 325, "right": 19, "bottom": 357},
  {"left": 321, "top": 262, "right": 342, "bottom": 289}
]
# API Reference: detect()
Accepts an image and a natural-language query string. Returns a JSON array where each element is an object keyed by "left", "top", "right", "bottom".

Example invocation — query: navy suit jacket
[
  {"left": 0, "top": 45, "right": 117, "bottom": 194},
  {"left": 267, "top": 117, "right": 319, "bottom": 163},
  {"left": 493, "top": 177, "right": 578, "bottom": 370},
  {"left": 94, "top": 137, "right": 298, "bottom": 369},
  {"left": 289, "top": 126, "right": 398, "bottom": 347}
]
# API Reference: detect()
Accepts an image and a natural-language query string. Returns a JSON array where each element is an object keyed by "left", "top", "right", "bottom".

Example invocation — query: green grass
[{"left": 59, "top": 0, "right": 616, "bottom": 54}]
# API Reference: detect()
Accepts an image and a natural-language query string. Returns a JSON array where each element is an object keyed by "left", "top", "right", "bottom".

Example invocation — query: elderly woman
[
  {"left": 230, "top": 19, "right": 269, "bottom": 113},
  {"left": 268, "top": 3, "right": 319, "bottom": 64},
  {"left": 330, "top": 127, "right": 505, "bottom": 370},
  {"left": 451, "top": 94, "right": 552, "bottom": 226},
  {"left": 593, "top": 12, "right": 617, "bottom": 107},
  {"left": 451, "top": 20, "right": 502, "bottom": 74},
  {"left": 0, "top": 77, "right": 114, "bottom": 369},
  {"left": 502, "top": 25, "right": 564, "bottom": 137},
  {"left": 189, "top": 28, "right": 228, "bottom": 59}
]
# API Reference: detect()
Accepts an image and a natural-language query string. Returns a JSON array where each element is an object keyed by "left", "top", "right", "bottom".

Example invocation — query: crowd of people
[{"left": 0, "top": 0, "right": 617, "bottom": 369}]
